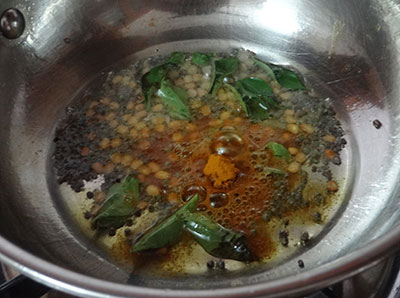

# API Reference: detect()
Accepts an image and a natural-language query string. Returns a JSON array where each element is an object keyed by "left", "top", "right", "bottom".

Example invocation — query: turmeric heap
[{"left": 203, "top": 154, "right": 238, "bottom": 188}]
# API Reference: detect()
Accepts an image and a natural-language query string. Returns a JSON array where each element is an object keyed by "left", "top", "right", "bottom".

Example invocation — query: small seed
[
  {"left": 183, "top": 75, "right": 193, "bottom": 83},
  {"left": 200, "top": 105, "right": 211, "bottom": 116},
  {"left": 287, "top": 124, "right": 299, "bottom": 134},
  {"left": 327, "top": 180, "right": 338, "bottom": 192},
  {"left": 100, "top": 97, "right": 111, "bottom": 105},
  {"left": 218, "top": 89, "right": 228, "bottom": 101},
  {"left": 220, "top": 111, "right": 231, "bottom": 120},
  {"left": 172, "top": 132, "right": 184, "bottom": 142},
  {"left": 127, "top": 116, "right": 138, "bottom": 126},
  {"left": 135, "top": 110, "right": 147, "bottom": 119},
  {"left": 288, "top": 161, "right": 300, "bottom": 173},
  {"left": 142, "top": 128, "right": 151, "bottom": 138},
  {"left": 86, "top": 109, "right": 95, "bottom": 117},
  {"left": 138, "top": 140, "right": 150, "bottom": 150},
  {"left": 168, "top": 192, "right": 179, "bottom": 203},
  {"left": 135, "top": 103, "right": 145, "bottom": 111},
  {"left": 110, "top": 138, "right": 122, "bottom": 148},
  {"left": 112, "top": 76, "right": 122, "bottom": 84},
  {"left": 282, "top": 132, "right": 293, "bottom": 141},
  {"left": 279, "top": 231, "right": 289, "bottom": 247},
  {"left": 109, "top": 119, "right": 118, "bottom": 128},
  {"left": 295, "top": 152, "right": 307, "bottom": 163},
  {"left": 209, "top": 119, "right": 223, "bottom": 127},
  {"left": 111, "top": 152, "right": 122, "bottom": 164},
  {"left": 192, "top": 73, "right": 203, "bottom": 81},
  {"left": 146, "top": 185, "right": 160, "bottom": 196},
  {"left": 109, "top": 101, "right": 120, "bottom": 110},
  {"left": 105, "top": 112, "right": 116, "bottom": 121},
  {"left": 152, "top": 103, "right": 164, "bottom": 112},
  {"left": 92, "top": 162, "right": 104, "bottom": 173},
  {"left": 129, "top": 128, "right": 138, "bottom": 139},
  {"left": 188, "top": 65, "right": 198, "bottom": 75},
  {"left": 280, "top": 92, "right": 292, "bottom": 100},
  {"left": 197, "top": 88, "right": 207, "bottom": 97},
  {"left": 121, "top": 154, "right": 133, "bottom": 167},
  {"left": 98, "top": 138, "right": 110, "bottom": 149},
  {"left": 186, "top": 123, "right": 196, "bottom": 131},
  {"left": 233, "top": 117, "right": 243, "bottom": 124},
  {"left": 130, "top": 159, "right": 143, "bottom": 170},
  {"left": 103, "top": 163, "right": 115, "bottom": 174},
  {"left": 134, "top": 122, "right": 146, "bottom": 131},
  {"left": 324, "top": 149, "right": 335, "bottom": 159},
  {"left": 148, "top": 162, "right": 161, "bottom": 173},
  {"left": 373, "top": 119, "right": 382, "bottom": 129},
  {"left": 284, "top": 109, "right": 295, "bottom": 116},
  {"left": 288, "top": 147, "right": 298, "bottom": 155},
  {"left": 116, "top": 125, "right": 129, "bottom": 135},
  {"left": 187, "top": 89, "right": 198, "bottom": 98},
  {"left": 81, "top": 147, "right": 90, "bottom": 156},
  {"left": 137, "top": 201, "right": 148, "bottom": 210},
  {"left": 139, "top": 165, "right": 151, "bottom": 175},
  {"left": 207, "top": 260, "right": 215, "bottom": 269},
  {"left": 285, "top": 115, "right": 297, "bottom": 124},
  {"left": 155, "top": 171, "right": 170, "bottom": 179},
  {"left": 126, "top": 101, "right": 135, "bottom": 110},
  {"left": 300, "top": 123, "right": 314, "bottom": 134},
  {"left": 216, "top": 259, "right": 225, "bottom": 269},
  {"left": 169, "top": 120, "right": 182, "bottom": 129},
  {"left": 322, "top": 135, "right": 336, "bottom": 143},
  {"left": 155, "top": 124, "right": 165, "bottom": 132}
]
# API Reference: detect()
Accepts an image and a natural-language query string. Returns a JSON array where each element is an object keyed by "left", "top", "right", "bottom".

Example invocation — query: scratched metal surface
[{"left": 0, "top": 0, "right": 400, "bottom": 297}]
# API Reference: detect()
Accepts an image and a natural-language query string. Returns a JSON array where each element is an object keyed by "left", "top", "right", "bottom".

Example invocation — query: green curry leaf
[
  {"left": 182, "top": 212, "right": 256, "bottom": 262},
  {"left": 271, "top": 65, "right": 306, "bottom": 90},
  {"left": 131, "top": 194, "right": 199, "bottom": 253},
  {"left": 265, "top": 142, "right": 291, "bottom": 159},
  {"left": 157, "top": 79, "right": 191, "bottom": 120},
  {"left": 236, "top": 77, "right": 275, "bottom": 102},
  {"left": 223, "top": 84, "right": 248, "bottom": 115},
  {"left": 234, "top": 78, "right": 279, "bottom": 120},
  {"left": 254, "top": 58, "right": 276, "bottom": 81},
  {"left": 168, "top": 52, "right": 186, "bottom": 66},
  {"left": 93, "top": 176, "right": 139, "bottom": 229},
  {"left": 142, "top": 52, "right": 187, "bottom": 111},
  {"left": 210, "top": 57, "right": 240, "bottom": 93},
  {"left": 243, "top": 96, "right": 271, "bottom": 120},
  {"left": 192, "top": 52, "right": 214, "bottom": 66},
  {"left": 142, "top": 65, "right": 169, "bottom": 111},
  {"left": 215, "top": 57, "right": 239, "bottom": 77}
]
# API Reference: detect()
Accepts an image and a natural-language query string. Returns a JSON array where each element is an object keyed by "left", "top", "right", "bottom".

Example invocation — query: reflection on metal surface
[
  {"left": 254, "top": 0, "right": 301, "bottom": 35},
  {"left": 0, "top": 0, "right": 399, "bottom": 297}
]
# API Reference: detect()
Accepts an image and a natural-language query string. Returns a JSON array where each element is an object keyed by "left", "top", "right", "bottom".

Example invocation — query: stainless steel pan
[{"left": 1, "top": 0, "right": 400, "bottom": 297}]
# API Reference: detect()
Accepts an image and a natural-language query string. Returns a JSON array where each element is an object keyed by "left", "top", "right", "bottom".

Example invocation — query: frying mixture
[{"left": 53, "top": 49, "right": 347, "bottom": 276}]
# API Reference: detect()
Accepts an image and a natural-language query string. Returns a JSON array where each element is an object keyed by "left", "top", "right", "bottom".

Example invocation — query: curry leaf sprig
[
  {"left": 253, "top": 57, "right": 306, "bottom": 90},
  {"left": 183, "top": 212, "right": 256, "bottom": 262},
  {"left": 93, "top": 176, "right": 140, "bottom": 229},
  {"left": 234, "top": 77, "right": 279, "bottom": 120},
  {"left": 141, "top": 51, "right": 307, "bottom": 122},
  {"left": 141, "top": 52, "right": 189, "bottom": 119},
  {"left": 131, "top": 194, "right": 256, "bottom": 262},
  {"left": 132, "top": 194, "right": 199, "bottom": 252},
  {"left": 157, "top": 79, "right": 191, "bottom": 120}
]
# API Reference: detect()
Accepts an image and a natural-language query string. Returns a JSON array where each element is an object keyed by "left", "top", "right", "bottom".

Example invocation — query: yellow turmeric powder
[{"left": 203, "top": 154, "right": 238, "bottom": 187}]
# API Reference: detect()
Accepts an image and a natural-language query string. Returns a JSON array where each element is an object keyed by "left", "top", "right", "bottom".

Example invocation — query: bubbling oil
[{"left": 53, "top": 49, "right": 348, "bottom": 275}]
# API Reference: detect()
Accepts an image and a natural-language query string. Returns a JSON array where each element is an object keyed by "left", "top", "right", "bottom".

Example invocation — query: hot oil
[
  {"left": 108, "top": 117, "right": 344, "bottom": 274},
  {"left": 53, "top": 49, "right": 349, "bottom": 276}
]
